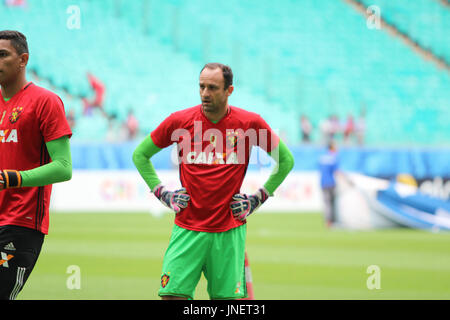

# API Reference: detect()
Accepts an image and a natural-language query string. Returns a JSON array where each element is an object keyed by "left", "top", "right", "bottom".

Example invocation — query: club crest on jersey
[
  {"left": 161, "top": 273, "right": 170, "bottom": 288},
  {"left": 9, "top": 107, "right": 23, "bottom": 124}
]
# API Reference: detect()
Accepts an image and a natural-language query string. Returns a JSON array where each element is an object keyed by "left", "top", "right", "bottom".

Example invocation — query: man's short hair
[
  {"left": 201, "top": 63, "right": 233, "bottom": 90},
  {"left": 0, "top": 30, "right": 29, "bottom": 55}
]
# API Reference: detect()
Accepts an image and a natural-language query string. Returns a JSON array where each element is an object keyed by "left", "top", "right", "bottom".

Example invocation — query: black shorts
[{"left": 0, "top": 225, "right": 44, "bottom": 300}]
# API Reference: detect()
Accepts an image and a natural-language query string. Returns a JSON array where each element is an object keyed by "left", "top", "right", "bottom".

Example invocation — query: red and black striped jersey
[
  {"left": 0, "top": 83, "right": 72, "bottom": 234},
  {"left": 151, "top": 104, "right": 279, "bottom": 232}
]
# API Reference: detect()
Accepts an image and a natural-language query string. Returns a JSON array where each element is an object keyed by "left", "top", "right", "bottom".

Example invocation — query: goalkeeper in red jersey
[
  {"left": 133, "top": 63, "right": 294, "bottom": 300},
  {"left": 0, "top": 31, "right": 72, "bottom": 300}
]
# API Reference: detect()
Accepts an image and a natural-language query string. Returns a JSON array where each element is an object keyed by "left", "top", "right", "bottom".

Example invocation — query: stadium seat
[{"left": 3, "top": 0, "right": 448, "bottom": 146}]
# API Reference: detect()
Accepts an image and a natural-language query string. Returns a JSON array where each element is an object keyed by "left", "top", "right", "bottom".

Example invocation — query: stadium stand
[
  {"left": 358, "top": 0, "right": 450, "bottom": 63},
  {"left": 1, "top": 0, "right": 449, "bottom": 146}
]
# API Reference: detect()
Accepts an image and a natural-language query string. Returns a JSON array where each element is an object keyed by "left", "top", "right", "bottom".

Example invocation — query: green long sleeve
[
  {"left": 20, "top": 135, "right": 72, "bottom": 187},
  {"left": 132, "top": 135, "right": 163, "bottom": 191},
  {"left": 263, "top": 140, "right": 295, "bottom": 195}
]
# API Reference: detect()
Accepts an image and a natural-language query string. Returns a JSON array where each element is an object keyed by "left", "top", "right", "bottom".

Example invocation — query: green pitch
[{"left": 18, "top": 212, "right": 450, "bottom": 300}]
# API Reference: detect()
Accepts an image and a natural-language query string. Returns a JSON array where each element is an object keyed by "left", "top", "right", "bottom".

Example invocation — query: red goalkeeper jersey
[
  {"left": 151, "top": 105, "right": 279, "bottom": 232},
  {"left": 0, "top": 83, "right": 72, "bottom": 234}
]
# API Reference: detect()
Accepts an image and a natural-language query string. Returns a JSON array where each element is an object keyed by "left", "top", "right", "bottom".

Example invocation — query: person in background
[
  {"left": 343, "top": 114, "right": 354, "bottom": 145},
  {"left": 66, "top": 109, "right": 76, "bottom": 130},
  {"left": 83, "top": 72, "right": 106, "bottom": 116},
  {"left": 318, "top": 141, "right": 339, "bottom": 228},
  {"left": 126, "top": 109, "right": 139, "bottom": 140},
  {"left": 4, "top": 0, "right": 27, "bottom": 8},
  {"left": 300, "top": 114, "right": 312, "bottom": 143},
  {"left": 355, "top": 112, "right": 366, "bottom": 146}
]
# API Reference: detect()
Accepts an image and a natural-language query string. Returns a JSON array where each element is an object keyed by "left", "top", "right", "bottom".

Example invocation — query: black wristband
[{"left": 1, "top": 170, "right": 22, "bottom": 188}]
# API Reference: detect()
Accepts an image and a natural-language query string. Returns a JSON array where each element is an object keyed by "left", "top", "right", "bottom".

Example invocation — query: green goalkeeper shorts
[{"left": 158, "top": 224, "right": 247, "bottom": 300}]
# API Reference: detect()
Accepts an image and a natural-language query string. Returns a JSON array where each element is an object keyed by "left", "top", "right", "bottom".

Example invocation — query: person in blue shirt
[{"left": 318, "top": 141, "right": 339, "bottom": 227}]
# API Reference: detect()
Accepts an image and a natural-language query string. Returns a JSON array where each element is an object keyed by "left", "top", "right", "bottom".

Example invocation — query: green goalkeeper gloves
[
  {"left": 230, "top": 188, "right": 270, "bottom": 221},
  {"left": 0, "top": 170, "right": 22, "bottom": 190},
  {"left": 153, "top": 184, "right": 190, "bottom": 213}
]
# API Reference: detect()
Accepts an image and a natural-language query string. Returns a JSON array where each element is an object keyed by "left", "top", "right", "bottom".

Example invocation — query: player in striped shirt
[{"left": 133, "top": 63, "right": 294, "bottom": 299}]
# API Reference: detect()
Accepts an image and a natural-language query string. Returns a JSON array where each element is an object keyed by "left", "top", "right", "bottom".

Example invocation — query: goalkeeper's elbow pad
[{"left": 0, "top": 170, "right": 22, "bottom": 189}]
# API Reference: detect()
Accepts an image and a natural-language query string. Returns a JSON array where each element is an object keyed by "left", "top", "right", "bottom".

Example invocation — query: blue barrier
[
  {"left": 71, "top": 142, "right": 450, "bottom": 179},
  {"left": 375, "top": 184, "right": 450, "bottom": 231}
]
